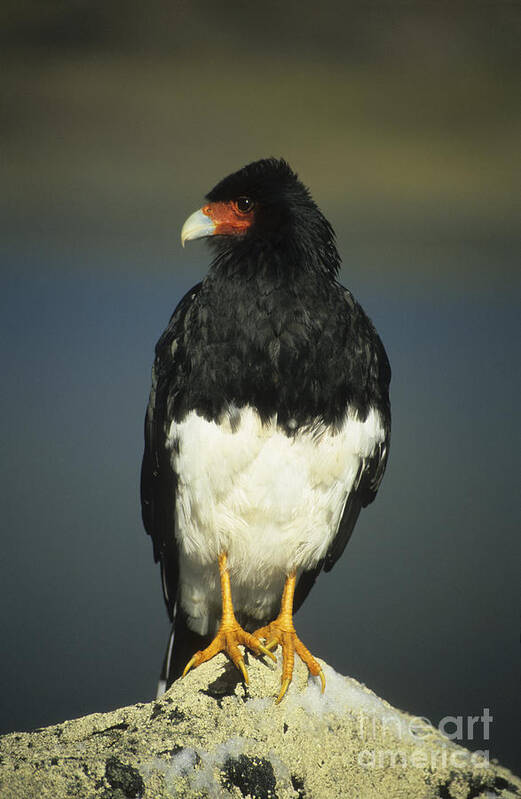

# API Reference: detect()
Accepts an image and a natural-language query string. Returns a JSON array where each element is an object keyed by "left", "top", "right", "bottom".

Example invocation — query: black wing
[
  {"left": 324, "top": 436, "right": 389, "bottom": 572},
  {"left": 294, "top": 298, "right": 391, "bottom": 609},
  {"left": 140, "top": 283, "right": 202, "bottom": 622},
  {"left": 294, "top": 437, "right": 389, "bottom": 611},
  {"left": 325, "top": 307, "right": 391, "bottom": 573}
]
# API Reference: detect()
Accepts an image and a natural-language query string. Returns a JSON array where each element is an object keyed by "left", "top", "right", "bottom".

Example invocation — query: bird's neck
[{"left": 208, "top": 231, "right": 340, "bottom": 284}]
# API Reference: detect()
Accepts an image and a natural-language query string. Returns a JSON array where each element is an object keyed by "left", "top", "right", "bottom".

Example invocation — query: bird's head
[{"left": 181, "top": 158, "right": 340, "bottom": 276}]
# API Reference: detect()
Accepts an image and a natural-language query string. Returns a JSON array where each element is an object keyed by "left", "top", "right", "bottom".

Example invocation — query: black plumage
[{"left": 141, "top": 158, "right": 391, "bottom": 690}]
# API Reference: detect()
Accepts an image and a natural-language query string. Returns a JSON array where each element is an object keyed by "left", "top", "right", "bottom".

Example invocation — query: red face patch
[{"left": 202, "top": 200, "right": 255, "bottom": 236}]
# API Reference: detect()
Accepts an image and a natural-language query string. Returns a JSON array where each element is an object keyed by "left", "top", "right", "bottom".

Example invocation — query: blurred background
[{"left": 1, "top": 0, "right": 520, "bottom": 775}]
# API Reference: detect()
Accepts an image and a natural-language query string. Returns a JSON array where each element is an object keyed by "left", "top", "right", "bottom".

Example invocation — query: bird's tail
[{"left": 156, "top": 610, "right": 212, "bottom": 697}]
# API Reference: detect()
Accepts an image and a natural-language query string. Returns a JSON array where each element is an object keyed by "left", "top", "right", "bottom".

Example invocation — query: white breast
[{"left": 167, "top": 406, "right": 385, "bottom": 634}]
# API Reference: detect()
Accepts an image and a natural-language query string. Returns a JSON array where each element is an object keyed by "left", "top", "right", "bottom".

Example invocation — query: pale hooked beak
[{"left": 181, "top": 208, "right": 216, "bottom": 247}]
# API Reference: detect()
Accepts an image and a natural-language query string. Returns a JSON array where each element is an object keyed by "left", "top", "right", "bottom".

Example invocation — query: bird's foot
[
  {"left": 182, "top": 620, "right": 276, "bottom": 684},
  {"left": 255, "top": 618, "right": 325, "bottom": 703}
]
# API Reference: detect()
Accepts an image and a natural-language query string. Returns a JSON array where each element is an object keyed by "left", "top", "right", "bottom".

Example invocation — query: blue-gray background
[{"left": 1, "top": 1, "right": 520, "bottom": 775}]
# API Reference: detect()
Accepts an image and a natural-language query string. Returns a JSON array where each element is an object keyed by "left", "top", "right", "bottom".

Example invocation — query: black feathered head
[{"left": 181, "top": 158, "right": 340, "bottom": 276}]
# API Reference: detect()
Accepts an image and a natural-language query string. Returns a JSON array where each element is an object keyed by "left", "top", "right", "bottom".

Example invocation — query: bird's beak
[{"left": 181, "top": 208, "right": 216, "bottom": 247}]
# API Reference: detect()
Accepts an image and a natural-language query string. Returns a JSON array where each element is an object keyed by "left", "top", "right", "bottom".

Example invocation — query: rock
[{"left": 0, "top": 654, "right": 519, "bottom": 798}]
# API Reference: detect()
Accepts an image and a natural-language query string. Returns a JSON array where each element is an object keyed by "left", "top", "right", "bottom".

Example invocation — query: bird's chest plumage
[
  {"left": 174, "top": 273, "right": 357, "bottom": 429},
  {"left": 196, "top": 280, "right": 308, "bottom": 379}
]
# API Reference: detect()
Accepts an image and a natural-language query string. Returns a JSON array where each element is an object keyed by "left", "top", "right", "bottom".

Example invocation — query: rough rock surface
[{"left": 0, "top": 655, "right": 519, "bottom": 799}]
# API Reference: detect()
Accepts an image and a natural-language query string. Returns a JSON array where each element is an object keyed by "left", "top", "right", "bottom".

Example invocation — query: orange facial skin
[{"left": 202, "top": 201, "right": 255, "bottom": 236}]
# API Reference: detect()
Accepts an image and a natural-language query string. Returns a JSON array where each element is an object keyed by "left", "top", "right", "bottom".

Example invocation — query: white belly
[{"left": 167, "top": 405, "right": 385, "bottom": 634}]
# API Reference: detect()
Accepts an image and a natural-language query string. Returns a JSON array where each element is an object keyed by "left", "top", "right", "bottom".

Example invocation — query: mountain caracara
[{"left": 141, "top": 158, "right": 391, "bottom": 702}]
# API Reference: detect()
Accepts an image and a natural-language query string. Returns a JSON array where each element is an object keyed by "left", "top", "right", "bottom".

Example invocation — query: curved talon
[
  {"left": 182, "top": 654, "right": 199, "bottom": 678},
  {"left": 237, "top": 657, "right": 249, "bottom": 684},
  {"left": 243, "top": 629, "right": 278, "bottom": 662},
  {"left": 276, "top": 677, "right": 291, "bottom": 704},
  {"left": 265, "top": 638, "right": 279, "bottom": 652},
  {"left": 318, "top": 669, "right": 326, "bottom": 693},
  {"left": 257, "top": 642, "right": 278, "bottom": 661}
]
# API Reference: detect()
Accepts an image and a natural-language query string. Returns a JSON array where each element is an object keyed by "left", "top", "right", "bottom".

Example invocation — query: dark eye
[{"left": 235, "top": 196, "right": 254, "bottom": 214}]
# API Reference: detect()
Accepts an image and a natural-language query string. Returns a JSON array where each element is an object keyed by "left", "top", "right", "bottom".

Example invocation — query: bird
[{"left": 140, "top": 158, "right": 391, "bottom": 703}]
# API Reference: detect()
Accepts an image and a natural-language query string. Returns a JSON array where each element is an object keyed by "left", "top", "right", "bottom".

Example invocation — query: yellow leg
[
  {"left": 182, "top": 553, "right": 276, "bottom": 683},
  {"left": 255, "top": 572, "right": 325, "bottom": 703}
]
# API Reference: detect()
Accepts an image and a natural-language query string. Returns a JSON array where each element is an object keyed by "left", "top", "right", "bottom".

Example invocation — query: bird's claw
[
  {"left": 182, "top": 654, "right": 199, "bottom": 678},
  {"left": 182, "top": 623, "right": 275, "bottom": 684},
  {"left": 276, "top": 677, "right": 291, "bottom": 704},
  {"left": 237, "top": 657, "right": 249, "bottom": 685},
  {"left": 255, "top": 621, "right": 326, "bottom": 701}
]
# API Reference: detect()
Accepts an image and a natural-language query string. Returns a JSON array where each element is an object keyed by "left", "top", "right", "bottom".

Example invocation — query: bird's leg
[
  {"left": 182, "top": 552, "right": 276, "bottom": 683},
  {"left": 254, "top": 572, "right": 326, "bottom": 703}
]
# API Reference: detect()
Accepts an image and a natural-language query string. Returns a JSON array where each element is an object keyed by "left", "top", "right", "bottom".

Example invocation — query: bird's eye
[{"left": 235, "top": 197, "right": 254, "bottom": 214}]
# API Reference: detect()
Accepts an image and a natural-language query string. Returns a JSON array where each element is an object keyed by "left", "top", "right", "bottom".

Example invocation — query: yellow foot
[
  {"left": 182, "top": 621, "right": 276, "bottom": 684},
  {"left": 254, "top": 620, "right": 326, "bottom": 703}
]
